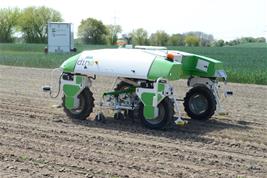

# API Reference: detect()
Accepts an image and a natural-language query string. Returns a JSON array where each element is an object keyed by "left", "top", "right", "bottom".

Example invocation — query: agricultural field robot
[{"left": 44, "top": 47, "right": 232, "bottom": 129}]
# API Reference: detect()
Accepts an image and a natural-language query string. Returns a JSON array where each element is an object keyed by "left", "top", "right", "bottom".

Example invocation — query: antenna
[
  {"left": 113, "top": 11, "right": 117, "bottom": 26},
  {"left": 112, "top": 11, "right": 118, "bottom": 43}
]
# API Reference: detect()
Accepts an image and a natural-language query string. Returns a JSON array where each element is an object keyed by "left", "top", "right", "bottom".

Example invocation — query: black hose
[
  {"left": 88, "top": 74, "right": 96, "bottom": 80},
  {"left": 50, "top": 73, "right": 63, "bottom": 98}
]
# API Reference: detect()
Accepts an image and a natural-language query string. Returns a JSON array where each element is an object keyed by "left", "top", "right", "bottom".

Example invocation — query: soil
[{"left": 0, "top": 65, "right": 266, "bottom": 178}]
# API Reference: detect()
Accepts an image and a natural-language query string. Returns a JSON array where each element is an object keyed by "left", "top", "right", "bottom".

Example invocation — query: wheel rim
[
  {"left": 189, "top": 93, "right": 208, "bottom": 115},
  {"left": 145, "top": 104, "right": 166, "bottom": 125},
  {"left": 69, "top": 95, "right": 85, "bottom": 114}
]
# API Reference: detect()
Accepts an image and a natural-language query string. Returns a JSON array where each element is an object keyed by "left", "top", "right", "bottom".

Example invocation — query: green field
[
  {"left": 0, "top": 43, "right": 266, "bottom": 85},
  {"left": 0, "top": 43, "right": 116, "bottom": 68}
]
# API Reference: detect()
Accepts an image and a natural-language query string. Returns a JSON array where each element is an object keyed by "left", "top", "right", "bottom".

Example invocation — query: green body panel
[
  {"left": 76, "top": 75, "right": 83, "bottom": 84},
  {"left": 181, "top": 55, "right": 223, "bottom": 77},
  {"left": 158, "top": 83, "right": 165, "bottom": 92},
  {"left": 157, "top": 94, "right": 163, "bottom": 102},
  {"left": 147, "top": 56, "right": 182, "bottom": 81},
  {"left": 141, "top": 93, "right": 156, "bottom": 119},
  {"left": 63, "top": 84, "right": 80, "bottom": 96},
  {"left": 143, "top": 106, "right": 155, "bottom": 119},
  {"left": 60, "top": 54, "right": 80, "bottom": 73},
  {"left": 157, "top": 83, "right": 164, "bottom": 102},
  {"left": 141, "top": 93, "right": 154, "bottom": 106},
  {"left": 139, "top": 82, "right": 166, "bottom": 119},
  {"left": 63, "top": 84, "right": 80, "bottom": 109},
  {"left": 64, "top": 97, "right": 75, "bottom": 110}
]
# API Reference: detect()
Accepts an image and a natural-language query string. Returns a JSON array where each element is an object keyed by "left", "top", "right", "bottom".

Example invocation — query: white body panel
[
  {"left": 139, "top": 49, "right": 186, "bottom": 63},
  {"left": 74, "top": 49, "right": 157, "bottom": 79},
  {"left": 48, "top": 22, "right": 74, "bottom": 53},
  {"left": 135, "top": 46, "right": 167, "bottom": 50}
]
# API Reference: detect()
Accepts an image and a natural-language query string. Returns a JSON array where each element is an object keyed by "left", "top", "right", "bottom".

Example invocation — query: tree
[
  {"left": 78, "top": 18, "right": 107, "bottom": 44},
  {"left": 184, "top": 31, "right": 214, "bottom": 47},
  {"left": 149, "top": 30, "right": 169, "bottom": 46},
  {"left": 168, "top": 33, "right": 185, "bottom": 46},
  {"left": 0, "top": 8, "right": 20, "bottom": 42},
  {"left": 106, "top": 24, "right": 122, "bottom": 45},
  {"left": 228, "top": 39, "right": 240, "bottom": 46},
  {"left": 130, "top": 28, "right": 148, "bottom": 45},
  {"left": 213, "top": 39, "right": 224, "bottom": 47},
  {"left": 121, "top": 33, "right": 132, "bottom": 44},
  {"left": 199, "top": 34, "right": 214, "bottom": 47},
  {"left": 184, "top": 35, "right": 200, "bottom": 46},
  {"left": 224, "top": 37, "right": 266, "bottom": 46},
  {"left": 256, "top": 37, "right": 266, "bottom": 43},
  {"left": 19, "top": 6, "right": 62, "bottom": 43}
]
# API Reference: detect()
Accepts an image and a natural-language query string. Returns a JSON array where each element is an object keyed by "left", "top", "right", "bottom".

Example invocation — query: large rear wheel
[
  {"left": 183, "top": 86, "right": 216, "bottom": 120},
  {"left": 63, "top": 88, "right": 94, "bottom": 120}
]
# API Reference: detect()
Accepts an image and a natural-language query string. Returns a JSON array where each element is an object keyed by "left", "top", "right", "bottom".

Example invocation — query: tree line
[
  {"left": 0, "top": 7, "right": 266, "bottom": 46},
  {"left": 0, "top": 7, "right": 62, "bottom": 43}
]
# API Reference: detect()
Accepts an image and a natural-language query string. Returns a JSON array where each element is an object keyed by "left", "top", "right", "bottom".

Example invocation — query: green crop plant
[{"left": 0, "top": 43, "right": 266, "bottom": 84}]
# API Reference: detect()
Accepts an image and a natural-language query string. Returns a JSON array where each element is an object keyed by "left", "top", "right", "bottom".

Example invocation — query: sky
[{"left": 1, "top": 0, "right": 267, "bottom": 40}]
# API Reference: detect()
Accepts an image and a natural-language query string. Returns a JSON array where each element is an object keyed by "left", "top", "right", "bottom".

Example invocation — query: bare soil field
[{"left": 0, "top": 65, "right": 266, "bottom": 178}]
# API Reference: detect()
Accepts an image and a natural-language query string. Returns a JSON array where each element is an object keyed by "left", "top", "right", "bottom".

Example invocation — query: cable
[{"left": 50, "top": 73, "right": 63, "bottom": 98}]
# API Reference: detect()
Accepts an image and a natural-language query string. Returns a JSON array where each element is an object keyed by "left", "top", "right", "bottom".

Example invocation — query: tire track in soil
[
  {"left": 1, "top": 109, "right": 266, "bottom": 156},
  {"left": 0, "top": 127, "right": 259, "bottom": 178},
  {"left": 1, "top": 104, "right": 266, "bottom": 147},
  {"left": 0, "top": 114, "right": 266, "bottom": 177},
  {"left": 0, "top": 108, "right": 266, "bottom": 175},
  {"left": 1, "top": 119, "right": 265, "bottom": 162},
  {"left": 1, "top": 111, "right": 266, "bottom": 156},
  {"left": 0, "top": 65, "right": 267, "bottom": 177}
]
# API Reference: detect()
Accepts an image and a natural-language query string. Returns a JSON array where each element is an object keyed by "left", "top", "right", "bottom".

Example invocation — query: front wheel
[
  {"left": 63, "top": 88, "right": 94, "bottom": 120},
  {"left": 139, "top": 97, "right": 174, "bottom": 129},
  {"left": 183, "top": 86, "right": 216, "bottom": 120}
]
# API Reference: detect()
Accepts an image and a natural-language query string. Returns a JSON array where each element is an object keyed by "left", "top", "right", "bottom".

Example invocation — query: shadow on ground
[{"left": 65, "top": 114, "right": 249, "bottom": 143}]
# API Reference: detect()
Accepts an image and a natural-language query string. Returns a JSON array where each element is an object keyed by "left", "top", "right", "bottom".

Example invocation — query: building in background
[{"left": 48, "top": 22, "right": 75, "bottom": 53}]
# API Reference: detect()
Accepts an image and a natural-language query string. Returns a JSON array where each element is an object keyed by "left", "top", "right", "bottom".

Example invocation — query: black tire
[
  {"left": 183, "top": 85, "right": 216, "bottom": 120},
  {"left": 114, "top": 112, "right": 124, "bottom": 120},
  {"left": 139, "top": 97, "right": 174, "bottom": 129},
  {"left": 63, "top": 87, "right": 94, "bottom": 120}
]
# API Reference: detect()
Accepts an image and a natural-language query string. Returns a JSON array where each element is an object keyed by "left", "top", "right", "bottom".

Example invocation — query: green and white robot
[{"left": 44, "top": 47, "right": 232, "bottom": 129}]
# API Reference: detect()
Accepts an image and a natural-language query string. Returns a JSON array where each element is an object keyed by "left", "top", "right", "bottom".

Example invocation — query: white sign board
[
  {"left": 48, "top": 22, "right": 74, "bottom": 53},
  {"left": 196, "top": 59, "right": 209, "bottom": 72}
]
